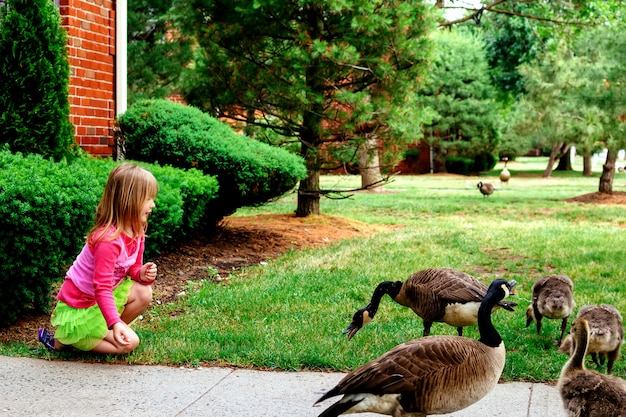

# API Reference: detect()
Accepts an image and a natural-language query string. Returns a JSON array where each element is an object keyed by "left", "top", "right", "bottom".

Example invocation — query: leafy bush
[
  {"left": 0, "top": 150, "right": 218, "bottom": 326},
  {"left": 116, "top": 99, "right": 307, "bottom": 225},
  {"left": 143, "top": 162, "right": 219, "bottom": 253},
  {"left": 445, "top": 156, "right": 474, "bottom": 175},
  {"left": 0, "top": 0, "right": 75, "bottom": 161},
  {"left": 473, "top": 152, "right": 497, "bottom": 173},
  {"left": 402, "top": 147, "right": 421, "bottom": 159}
]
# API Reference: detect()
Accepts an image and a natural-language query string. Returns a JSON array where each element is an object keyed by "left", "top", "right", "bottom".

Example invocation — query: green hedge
[
  {"left": 116, "top": 99, "right": 307, "bottom": 225},
  {"left": 445, "top": 156, "right": 474, "bottom": 175},
  {"left": 473, "top": 152, "right": 497, "bottom": 173},
  {"left": 0, "top": 150, "right": 218, "bottom": 326},
  {"left": 445, "top": 153, "right": 497, "bottom": 175}
]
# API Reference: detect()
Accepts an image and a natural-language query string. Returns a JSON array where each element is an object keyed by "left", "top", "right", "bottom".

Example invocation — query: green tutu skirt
[{"left": 51, "top": 278, "right": 134, "bottom": 351}]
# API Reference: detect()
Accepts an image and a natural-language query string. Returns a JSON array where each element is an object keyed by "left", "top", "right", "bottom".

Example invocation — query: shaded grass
[{"left": 6, "top": 156, "right": 626, "bottom": 382}]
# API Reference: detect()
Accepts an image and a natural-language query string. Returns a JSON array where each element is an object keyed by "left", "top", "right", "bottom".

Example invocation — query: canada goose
[
  {"left": 499, "top": 158, "right": 511, "bottom": 184},
  {"left": 344, "top": 267, "right": 517, "bottom": 340},
  {"left": 559, "top": 304, "right": 624, "bottom": 374},
  {"left": 525, "top": 274, "right": 575, "bottom": 345},
  {"left": 557, "top": 317, "right": 626, "bottom": 417},
  {"left": 477, "top": 181, "right": 494, "bottom": 197},
  {"left": 316, "top": 279, "right": 516, "bottom": 417}
]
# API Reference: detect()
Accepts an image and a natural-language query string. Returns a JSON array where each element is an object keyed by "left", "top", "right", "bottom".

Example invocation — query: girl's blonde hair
[{"left": 87, "top": 163, "right": 158, "bottom": 244}]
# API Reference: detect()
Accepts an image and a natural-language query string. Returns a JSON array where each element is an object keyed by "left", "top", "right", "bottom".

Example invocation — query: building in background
[{"left": 57, "top": 0, "right": 125, "bottom": 157}]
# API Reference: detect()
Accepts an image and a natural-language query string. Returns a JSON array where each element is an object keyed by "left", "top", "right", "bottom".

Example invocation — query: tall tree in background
[
  {"left": 573, "top": 26, "right": 626, "bottom": 192},
  {"left": 512, "top": 43, "right": 581, "bottom": 178},
  {"left": 175, "top": 0, "right": 435, "bottom": 217},
  {"left": 481, "top": 7, "right": 541, "bottom": 102},
  {"left": 415, "top": 29, "right": 501, "bottom": 173},
  {"left": 452, "top": 0, "right": 624, "bottom": 171},
  {"left": 0, "top": 0, "right": 74, "bottom": 161},
  {"left": 127, "top": 0, "right": 193, "bottom": 104},
  {"left": 504, "top": 25, "right": 626, "bottom": 185}
]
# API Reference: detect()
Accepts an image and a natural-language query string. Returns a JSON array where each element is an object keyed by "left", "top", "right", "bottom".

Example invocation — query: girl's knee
[
  {"left": 134, "top": 282, "right": 153, "bottom": 306},
  {"left": 118, "top": 329, "right": 140, "bottom": 354},
  {"left": 121, "top": 335, "right": 140, "bottom": 354}
]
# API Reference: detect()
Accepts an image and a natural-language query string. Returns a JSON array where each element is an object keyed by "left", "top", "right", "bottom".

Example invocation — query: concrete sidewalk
[{"left": 0, "top": 355, "right": 565, "bottom": 417}]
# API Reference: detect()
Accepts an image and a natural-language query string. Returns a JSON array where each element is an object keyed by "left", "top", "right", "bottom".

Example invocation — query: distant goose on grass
[
  {"left": 557, "top": 317, "right": 626, "bottom": 417},
  {"left": 316, "top": 279, "right": 517, "bottom": 417},
  {"left": 559, "top": 304, "right": 624, "bottom": 374},
  {"left": 477, "top": 181, "right": 494, "bottom": 197},
  {"left": 344, "top": 267, "right": 517, "bottom": 340},
  {"left": 525, "top": 274, "right": 575, "bottom": 345},
  {"left": 499, "top": 157, "right": 511, "bottom": 185}
]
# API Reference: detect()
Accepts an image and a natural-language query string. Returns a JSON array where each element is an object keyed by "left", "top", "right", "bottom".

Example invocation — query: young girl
[{"left": 38, "top": 163, "right": 158, "bottom": 355}]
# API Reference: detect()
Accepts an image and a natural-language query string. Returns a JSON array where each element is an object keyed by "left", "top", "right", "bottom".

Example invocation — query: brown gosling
[
  {"left": 317, "top": 279, "right": 516, "bottom": 417},
  {"left": 477, "top": 181, "right": 494, "bottom": 197},
  {"left": 344, "top": 267, "right": 517, "bottom": 340},
  {"left": 559, "top": 304, "right": 624, "bottom": 374},
  {"left": 525, "top": 274, "right": 575, "bottom": 345},
  {"left": 557, "top": 317, "right": 626, "bottom": 417}
]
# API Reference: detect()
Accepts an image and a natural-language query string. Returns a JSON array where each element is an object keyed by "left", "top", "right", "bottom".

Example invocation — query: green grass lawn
[{"left": 4, "top": 156, "right": 626, "bottom": 383}]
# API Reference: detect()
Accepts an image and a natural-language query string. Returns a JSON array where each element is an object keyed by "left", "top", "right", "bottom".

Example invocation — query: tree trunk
[
  {"left": 555, "top": 147, "right": 573, "bottom": 171},
  {"left": 295, "top": 127, "right": 321, "bottom": 216},
  {"left": 295, "top": 9, "right": 324, "bottom": 218},
  {"left": 543, "top": 142, "right": 570, "bottom": 178},
  {"left": 582, "top": 153, "right": 593, "bottom": 177},
  {"left": 543, "top": 148, "right": 558, "bottom": 178},
  {"left": 357, "top": 135, "right": 384, "bottom": 192},
  {"left": 599, "top": 148, "right": 616, "bottom": 193},
  {"left": 244, "top": 108, "right": 255, "bottom": 138},
  {"left": 296, "top": 166, "right": 320, "bottom": 216}
]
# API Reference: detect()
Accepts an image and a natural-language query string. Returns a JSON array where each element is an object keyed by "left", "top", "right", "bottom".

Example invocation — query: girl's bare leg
[
  {"left": 54, "top": 339, "right": 67, "bottom": 351},
  {"left": 91, "top": 283, "right": 152, "bottom": 354},
  {"left": 91, "top": 328, "right": 139, "bottom": 354},
  {"left": 120, "top": 282, "right": 153, "bottom": 324}
]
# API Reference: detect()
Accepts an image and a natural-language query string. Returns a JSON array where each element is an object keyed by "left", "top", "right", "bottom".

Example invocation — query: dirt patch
[
  {"left": 0, "top": 214, "right": 386, "bottom": 346},
  {"left": 565, "top": 191, "right": 626, "bottom": 205}
]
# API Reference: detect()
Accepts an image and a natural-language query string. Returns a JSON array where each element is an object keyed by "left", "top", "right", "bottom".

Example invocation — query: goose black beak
[
  {"left": 501, "top": 301, "right": 518, "bottom": 312},
  {"left": 343, "top": 323, "right": 360, "bottom": 340},
  {"left": 507, "top": 279, "right": 517, "bottom": 295}
]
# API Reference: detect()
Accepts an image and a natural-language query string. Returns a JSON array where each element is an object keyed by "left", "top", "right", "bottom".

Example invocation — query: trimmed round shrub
[{"left": 116, "top": 99, "right": 307, "bottom": 225}]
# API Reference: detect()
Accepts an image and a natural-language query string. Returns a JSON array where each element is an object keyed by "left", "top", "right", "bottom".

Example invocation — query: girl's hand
[
  {"left": 112, "top": 322, "right": 132, "bottom": 346},
  {"left": 140, "top": 262, "right": 157, "bottom": 284}
]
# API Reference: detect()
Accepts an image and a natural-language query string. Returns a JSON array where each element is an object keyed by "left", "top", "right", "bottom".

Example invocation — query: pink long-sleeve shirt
[{"left": 57, "top": 227, "right": 146, "bottom": 329}]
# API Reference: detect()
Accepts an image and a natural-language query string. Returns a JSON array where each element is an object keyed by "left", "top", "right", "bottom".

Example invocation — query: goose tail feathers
[{"left": 315, "top": 397, "right": 362, "bottom": 417}]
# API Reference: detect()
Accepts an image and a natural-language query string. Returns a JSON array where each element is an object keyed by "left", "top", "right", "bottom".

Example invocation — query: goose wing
[
  {"left": 408, "top": 268, "right": 486, "bottom": 304},
  {"left": 431, "top": 270, "right": 517, "bottom": 311},
  {"left": 323, "top": 336, "right": 491, "bottom": 398}
]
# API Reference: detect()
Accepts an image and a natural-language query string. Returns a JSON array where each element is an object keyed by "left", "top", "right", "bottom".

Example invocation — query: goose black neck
[
  {"left": 367, "top": 281, "right": 402, "bottom": 317},
  {"left": 477, "top": 288, "right": 504, "bottom": 348},
  {"left": 568, "top": 323, "right": 589, "bottom": 373}
]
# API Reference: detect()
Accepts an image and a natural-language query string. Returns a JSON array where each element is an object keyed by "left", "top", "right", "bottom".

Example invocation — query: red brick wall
[{"left": 59, "top": 0, "right": 116, "bottom": 157}]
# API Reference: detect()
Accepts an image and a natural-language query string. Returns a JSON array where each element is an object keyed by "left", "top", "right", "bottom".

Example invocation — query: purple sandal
[{"left": 38, "top": 328, "right": 55, "bottom": 352}]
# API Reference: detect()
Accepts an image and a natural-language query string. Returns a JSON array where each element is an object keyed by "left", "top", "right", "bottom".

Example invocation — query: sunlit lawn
[{"left": 4, "top": 156, "right": 626, "bottom": 383}]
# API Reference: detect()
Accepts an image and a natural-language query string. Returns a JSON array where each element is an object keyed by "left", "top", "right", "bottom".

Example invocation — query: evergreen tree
[
  {"left": 127, "top": 0, "right": 193, "bottom": 104},
  {"left": 0, "top": 0, "right": 74, "bottom": 161},
  {"left": 415, "top": 29, "right": 501, "bottom": 172},
  {"left": 481, "top": 10, "right": 540, "bottom": 101},
  {"left": 174, "top": 0, "right": 436, "bottom": 217}
]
